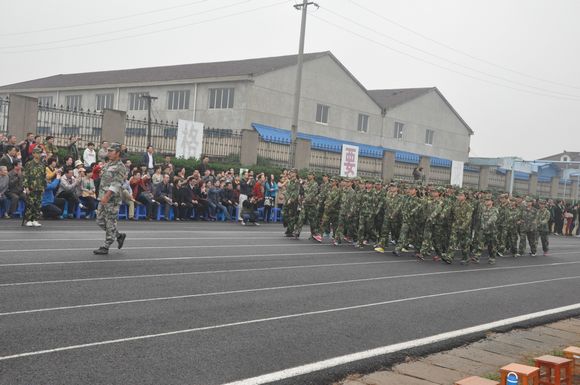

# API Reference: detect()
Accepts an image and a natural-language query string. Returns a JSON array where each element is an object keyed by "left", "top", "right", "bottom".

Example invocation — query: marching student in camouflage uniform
[
  {"left": 356, "top": 179, "right": 378, "bottom": 247},
  {"left": 317, "top": 174, "right": 330, "bottom": 229},
  {"left": 496, "top": 193, "right": 510, "bottom": 256},
  {"left": 537, "top": 200, "right": 551, "bottom": 256},
  {"left": 393, "top": 185, "right": 421, "bottom": 256},
  {"left": 418, "top": 187, "right": 446, "bottom": 261},
  {"left": 283, "top": 169, "right": 300, "bottom": 237},
  {"left": 94, "top": 143, "right": 128, "bottom": 255},
  {"left": 518, "top": 197, "right": 538, "bottom": 256},
  {"left": 506, "top": 199, "right": 520, "bottom": 256},
  {"left": 334, "top": 178, "right": 356, "bottom": 245},
  {"left": 374, "top": 183, "right": 399, "bottom": 253},
  {"left": 316, "top": 177, "right": 341, "bottom": 241},
  {"left": 442, "top": 189, "right": 473, "bottom": 264},
  {"left": 474, "top": 193, "right": 499, "bottom": 264},
  {"left": 23, "top": 147, "right": 46, "bottom": 227},
  {"left": 513, "top": 196, "right": 526, "bottom": 257},
  {"left": 295, "top": 170, "right": 319, "bottom": 239},
  {"left": 469, "top": 191, "right": 484, "bottom": 257},
  {"left": 373, "top": 180, "right": 385, "bottom": 237}
]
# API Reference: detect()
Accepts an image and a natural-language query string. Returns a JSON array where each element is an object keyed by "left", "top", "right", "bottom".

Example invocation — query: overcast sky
[{"left": 1, "top": 0, "right": 578, "bottom": 160}]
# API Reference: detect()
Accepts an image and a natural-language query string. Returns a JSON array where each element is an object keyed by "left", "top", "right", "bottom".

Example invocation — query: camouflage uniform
[
  {"left": 395, "top": 191, "right": 421, "bottom": 253},
  {"left": 319, "top": 182, "right": 341, "bottom": 236},
  {"left": 283, "top": 176, "right": 300, "bottom": 236},
  {"left": 334, "top": 183, "right": 356, "bottom": 243},
  {"left": 23, "top": 156, "right": 46, "bottom": 222},
  {"left": 376, "top": 189, "right": 398, "bottom": 248},
  {"left": 296, "top": 178, "right": 319, "bottom": 237},
  {"left": 317, "top": 180, "right": 330, "bottom": 230},
  {"left": 505, "top": 202, "right": 520, "bottom": 255},
  {"left": 537, "top": 205, "right": 550, "bottom": 253},
  {"left": 357, "top": 185, "right": 377, "bottom": 246},
  {"left": 96, "top": 158, "right": 127, "bottom": 249},
  {"left": 496, "top": 197, "right": 510, "bottom": 255},
  {"left": 444, "top": 197, "right": 474, "bottom": 262},
  {"left": 420, "top": 195, "right": 446, "bottom": 257},
  {"left": 475, "top": 201, "right": 499, "bottom": 263},
  {"left": 518, "top": 203, "right": 538, "bottom": 255},
  {"left": 470, "top": 196, "right": 483, "bottom": 256}
]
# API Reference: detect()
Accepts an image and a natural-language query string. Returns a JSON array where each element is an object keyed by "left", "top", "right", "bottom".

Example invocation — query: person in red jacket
[{"left": 251, "top": 173, "right": 265, "bottom": 220}]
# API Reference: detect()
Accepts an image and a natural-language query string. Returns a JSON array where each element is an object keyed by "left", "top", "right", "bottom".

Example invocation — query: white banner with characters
[
  {"left": 451, "top": 160, "right": 464, "bottom": 187},
  {"left": 340, "top": 144, "right": 359, "bottom": 177},
  {"left": 176, "top": 120, "right": 203, "bottom": 160}
]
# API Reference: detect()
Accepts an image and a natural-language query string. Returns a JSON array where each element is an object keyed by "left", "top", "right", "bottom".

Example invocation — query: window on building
[
  {"left": 91, "top": 127, "right": 102, "bottom": 137},
  {"left": 128, "top": 92, "right": 149, "bottom": 111},
  {"left": 164, "top": 128, "right": 178, "bottom": 138},
  {"left": 316, "top": 104, "right": 329, "bottom": 124},
  {"left": 126, "top": 127, "right": 147, "bottom": 137},
  {"left": 65, "top": 95, "right": 82, "bottom": 109},
  {"left": 38, "top": 96, "right": 53, "bottom": 107},
  {"left": 357, "top": 114, "right": 369, "bottom": 133},
  {"left": 63, "top": 125, "right": 80, "bottom": 137},
  {"left": 208, "top": 88, "right": 234, "bottom": 109},
  {"left": 167, "top": 90, "right": 190, "bottom": 110},
  {"left": 393, "top": 121, "right": 404, "bottom": 139},
  {"left": 37, "top": 126, "right": 52, "bottom": 135},
  {"left": 96, "top": 94, "right": 114, "bottom": 110},
  {"left": 561, "top": 155, "right": 571, "bottom": 162},
  {"left": 425, "top": 129, "right": 434, "bottom": 145}
]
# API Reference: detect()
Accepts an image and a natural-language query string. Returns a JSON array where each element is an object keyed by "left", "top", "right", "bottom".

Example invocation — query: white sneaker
[
  {"left": 240, "top": 221, "right": 246, "bottom": 226},
  {"left": 32, "top": 221, "right": 42, "bottom": 227},
  {"left": 25, "top": 221, "right": 34, "bottom": 227}
]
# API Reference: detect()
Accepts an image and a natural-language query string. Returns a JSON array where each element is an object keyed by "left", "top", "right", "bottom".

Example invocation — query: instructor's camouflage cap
[
  {"left": 107, "top": 142, "right": 122, "bottom": 152},
  {"left": 32, "top": 147, "right": 43, "bottom": 154}
]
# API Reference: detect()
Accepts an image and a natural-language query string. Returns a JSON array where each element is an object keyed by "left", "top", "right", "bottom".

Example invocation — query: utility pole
[
  {"left": 289, "top": 0, "right": 318, "bottom": 168},
  {"left": 140, "top": 94, "right": 158, "bottom": 147}
]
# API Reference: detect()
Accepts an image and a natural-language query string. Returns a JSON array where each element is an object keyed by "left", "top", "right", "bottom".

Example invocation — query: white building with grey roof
[{"left": 0, "top": 51, "right": 473, "bottom": 162}]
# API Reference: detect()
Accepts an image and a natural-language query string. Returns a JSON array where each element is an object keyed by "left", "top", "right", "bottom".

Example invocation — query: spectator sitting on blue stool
[{"left": 6, "top": 160, "right": 25, "bottom": 218}]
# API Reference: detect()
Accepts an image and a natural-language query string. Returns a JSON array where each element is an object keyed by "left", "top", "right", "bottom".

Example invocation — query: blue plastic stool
[{"left": 135, "top": 204, "right": 148, "bottom": 220}]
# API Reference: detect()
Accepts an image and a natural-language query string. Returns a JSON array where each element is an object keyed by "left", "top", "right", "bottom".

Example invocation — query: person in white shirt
[{"left": 83, "top": 142, "right": 97, "bottom": 168}]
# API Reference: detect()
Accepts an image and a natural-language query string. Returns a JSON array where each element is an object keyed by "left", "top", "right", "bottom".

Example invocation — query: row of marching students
[{"left": 281, "top": 168, "right": 552, "bottom": 265}]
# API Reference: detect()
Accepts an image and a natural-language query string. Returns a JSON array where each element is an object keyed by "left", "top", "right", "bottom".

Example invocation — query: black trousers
[
  {"left": 41, "top": 198, "right": 66, "bottom": 219},
  {"left": 57, "top": 190, "right": 79, "bottom": 213}
]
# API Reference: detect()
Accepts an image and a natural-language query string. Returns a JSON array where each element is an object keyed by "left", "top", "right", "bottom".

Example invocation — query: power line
[
  {"left": 349, "top": 0, "right": 580, "bottom": 91},
  {"left": 0, "top": 0, "right": 255, "bottom": 50},
  {"left": 320, "top": 7, "right": 580, "bottom": 99},
  {"left": 311, "top": 14, "right": 580, "bottom": 102},
  {"left": 0, "top": 0, "right": 288, "bottom": 54},
  {"left": 0, "top": 0, "right": 213, "bottom": 37}
]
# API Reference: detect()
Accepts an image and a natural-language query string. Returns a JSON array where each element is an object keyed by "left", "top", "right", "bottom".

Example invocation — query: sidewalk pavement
[{"left": 336, "top": 317, "right": 580, "bottom": 385}]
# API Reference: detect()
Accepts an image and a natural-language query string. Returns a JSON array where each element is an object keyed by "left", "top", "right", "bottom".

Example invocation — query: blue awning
[
  {"left": 252, "top": 123, "right": 384, "bottom": 159},
  {"left": 430, "top": 156, "right": 452, "bottom": 168}
]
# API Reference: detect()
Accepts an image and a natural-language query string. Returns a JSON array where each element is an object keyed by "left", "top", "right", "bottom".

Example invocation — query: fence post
[
  {"left": 102, "top": 109, "right": 127, "bottom": 144},
  {"left": 240, "top": 129, "right": 258, "bottom": 166},
  {"left": 550, "top": 176, "right": 560, "bottom": 199},
  {"left": 382, "top": 151, "right": 395, "bottom": 182},
  {"left": 295, "top": 138, "right": 311, "bottom": 171},
  {"left": 529, "top": 174, "right": 538, "bottom": 196},
  {"left": 478, "top": 166, "right": 490, "bottom": 190},
  {"left": 504, "top": 170, "right": 513, "bottom": 192},
  {"left": 7, "top": 94, "right": 37, "bottom": 140},
  {"left": 419, "top": 156, "right": 431, "bottom": 183}
]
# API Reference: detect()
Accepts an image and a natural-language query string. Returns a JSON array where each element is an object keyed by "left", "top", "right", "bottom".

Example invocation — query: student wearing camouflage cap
[
  {"left": 94, "top": 143, "right": 128, "bottom": 255},
  {"left": 23, "top": 147, "right": 46, "bottom": 227},
  {"left": 537, "top": 200, "right": 551, "bottom": 256},
  {"left": 295, "top": 170, "right": 320, "bottom": 239}
]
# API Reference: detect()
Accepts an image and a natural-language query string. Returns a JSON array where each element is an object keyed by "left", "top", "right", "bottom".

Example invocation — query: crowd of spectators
[{"left": 0, "top": 133, "right": 290, "bottom": 224}]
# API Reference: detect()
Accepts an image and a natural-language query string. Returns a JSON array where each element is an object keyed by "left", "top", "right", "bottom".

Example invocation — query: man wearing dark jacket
[
  {"left": 154, "top": 174, "right": 176, "bottom": 220},
  {"left": 142, "top": 146, "right": 156, "bottom": 176},
  {"left": 0, "top": 145, "right": 17, "bottom": 171},
  {"left": 5, "top": 160, "right": 24, "bottom": 218}
]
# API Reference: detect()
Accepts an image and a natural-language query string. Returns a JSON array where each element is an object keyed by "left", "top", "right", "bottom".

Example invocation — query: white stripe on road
[
  {"left": 2, "top": 262, "right": 579, "bottom": 315},
  {"left": 0, "top": 258, "right": 409, "bottom": 288},
  {"left": 0, "top": 276, "right": 578, "bottom": 362},
  {"left": 0, "top": 243, "right": 325, "bottom": 254},
  {"left": 221, "top": 302, "right": 580, "bottom": 385},
  {"left": 0, "top": 250, "right": 370, "bottom": 268},
  {"left": 0, "top": 236, "right": 283, "bottom": 242}
]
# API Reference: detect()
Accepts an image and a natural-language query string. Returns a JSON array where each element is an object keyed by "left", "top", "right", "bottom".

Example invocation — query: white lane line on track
[
  {"left": 0, "top": 243, "right": 325, "bottom": 254},
  {"left": 0, "top": 236, "right": 282, "bottom": 242},
  {"left": 221, "top": 302, "right": 580, "bottom": 385},
  {"left": 0, "top": 276, "right": 578, "bottom": 362},
  {"left": 2, "top": 249, "right": 579, "bottom": 268},
  {"left": 0, "top": 258, "right": 410, "bottom": 287},
  {"left": 0, "top": 250, "right": 370, "bottom": 268},
  {"left": 2, "top": 262, "right": 579, "bottom": 315}
]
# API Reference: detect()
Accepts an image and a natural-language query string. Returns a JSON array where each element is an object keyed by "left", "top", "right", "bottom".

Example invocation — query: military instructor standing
[{"left": 94, "top": 143, "right": 127, "bottom": 255}]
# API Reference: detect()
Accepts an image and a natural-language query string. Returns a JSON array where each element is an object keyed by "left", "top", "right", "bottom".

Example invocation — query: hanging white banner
[
  {"left": 451, "top": 160, "right": 464, "bottom": 187},
  {"left": 176, "top": 119, "right": 204, "bottom": 160},
  {"left": 340, "top": 144, "right": 359, "bottom": 177}
]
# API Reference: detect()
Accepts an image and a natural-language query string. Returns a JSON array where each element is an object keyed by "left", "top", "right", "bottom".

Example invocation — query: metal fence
[
  {"left": 124, "top": 116, "right": 178, "bottom": 154},
  {"left": 202, "top": 128, "right": 242, "bottom": 160},
  {"left": 37, "top": 104, "right": 103, "bottom": 147},
  {"left": 0, "top": 97, "right": 9, "bottom": 135}
]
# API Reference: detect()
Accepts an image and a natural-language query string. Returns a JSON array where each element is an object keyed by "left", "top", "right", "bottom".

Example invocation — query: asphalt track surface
[{"left": 0, "top": 220, "right": 579, "bottom": 385}]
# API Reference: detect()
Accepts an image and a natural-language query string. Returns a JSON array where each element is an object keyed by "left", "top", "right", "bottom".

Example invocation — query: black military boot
[
  {"left": 117, "top": 233, "right": 127, "bottom": 249},
  {"left": 93, "top": 247, "right": 109, "bottom": 255}
]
